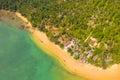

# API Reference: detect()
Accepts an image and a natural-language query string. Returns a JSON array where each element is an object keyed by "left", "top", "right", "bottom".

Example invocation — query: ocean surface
[{"left": 0, "top": 21, "right": 86, "bottom": 80}]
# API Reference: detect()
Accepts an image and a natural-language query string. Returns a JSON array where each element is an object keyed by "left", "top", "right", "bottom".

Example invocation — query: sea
[{"left": 0, "top": 19, "right": 87, "bottom": 80}]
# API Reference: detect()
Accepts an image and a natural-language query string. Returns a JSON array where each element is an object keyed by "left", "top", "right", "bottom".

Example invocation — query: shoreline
[{"left": 14, "top": 11, "right": 120, "bottom": 80}]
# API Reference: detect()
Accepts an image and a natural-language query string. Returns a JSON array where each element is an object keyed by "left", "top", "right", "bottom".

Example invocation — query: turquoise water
[{"left": 0, "top": 21, "right": 86, "bottom": 80}]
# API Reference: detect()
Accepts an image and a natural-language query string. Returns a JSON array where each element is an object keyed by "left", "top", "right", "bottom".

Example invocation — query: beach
[
  {"left": 15, "top": 11, "right": 120, "bottom": 80},
  {"left": 0, "top": 10, "right": 85, "bottom": 80}
]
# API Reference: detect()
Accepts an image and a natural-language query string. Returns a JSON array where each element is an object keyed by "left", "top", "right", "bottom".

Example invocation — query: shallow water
[{"left": 0, "top": 21, "right": 86, "bottom": 80}]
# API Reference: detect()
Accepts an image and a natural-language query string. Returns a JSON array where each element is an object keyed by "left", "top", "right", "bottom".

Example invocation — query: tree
[{"left": 74, "top": 55, "right": 79, "bottom": 60}]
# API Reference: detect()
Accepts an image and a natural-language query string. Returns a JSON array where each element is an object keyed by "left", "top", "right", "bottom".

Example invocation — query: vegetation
[
  {"left": 74, "top": 55, "right": 79, "bottom": 60},
  {"left": 67, "top": 48, "right": 73, "bottom": 56},
  {"left": 1, "top": 0, "right": 120, "bottom": 69}
]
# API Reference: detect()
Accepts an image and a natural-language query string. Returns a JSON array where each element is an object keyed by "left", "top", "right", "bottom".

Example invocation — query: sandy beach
[{"left": 15, "top": 11, "right": 120, "bottom": 80}]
